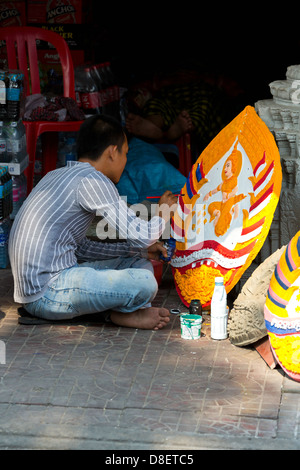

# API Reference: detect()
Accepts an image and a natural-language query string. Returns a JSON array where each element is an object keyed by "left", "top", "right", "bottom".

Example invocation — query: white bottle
[{"left": 210, "top": 277, "right": 228, "bottom": 340}]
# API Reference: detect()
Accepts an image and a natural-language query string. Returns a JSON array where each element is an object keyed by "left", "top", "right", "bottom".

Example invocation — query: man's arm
[{"left": 78, "top": 175, "right": 178, "bottom": 249}]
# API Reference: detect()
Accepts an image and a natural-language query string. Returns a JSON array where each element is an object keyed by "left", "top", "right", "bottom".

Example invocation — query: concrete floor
[{"left": 0, "top": 265, "right": 299, "bottom": 450}]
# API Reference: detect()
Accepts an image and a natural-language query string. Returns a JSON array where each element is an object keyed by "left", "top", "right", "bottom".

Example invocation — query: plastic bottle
[
  {"left": 104, "top": 62, "right": 120, "bottom": 119},
  {"left": 19, "top": 173, "right": 27, "bottom": 202},
  {"left": 65, "top": 136, "right": 77, "bottom": 163},
  {"left": 6, "top": 71, "right": 24, "bottom": 121},
  {"left": 11, "top": 175, "right": 21, "bottom": 220},
  {"left": 0, "top": 167, "right": 4, "bottom": 219},
  {"left": 0, "top": 122, "right": 8, "bottom": 162},
  {"left": 0, "top": 166, "right": 12, "bottom": 220},
  {"left": 120, "top": 87, "right": 128, "bottom": 126},
  {"left": 0, "top": 217, "right": 11, "bottom": 268},
  {"left": 91, "top": 64, "right": 108, "bottom": 114},
  {"left": 4, "top": 166, "right": 12, "bottom": 217},
  {"left": 5, "top": 120, "right": 26, "bottom": 163},
  {"left": 7, "top": 168, "right": 12, "bottom": 216},
  {"left": 10, "top": 174, "right": 26, "bottom": 220},
  {"left": 160, "top": 237, "right": 176, "bottom": 262},
  {"left": 99, "top": 63, "right": 114, "bottom": 115},
  {"left": 210, "top": 277, "right": 228, "bottom": 340},
  {"left": 74, "top": 66, "right": 83, "bottom": 109},
  {"left": 75, "top": 65, "right": 101, "bottom": 116},
  {"left": 56, "top": 132, "right": 66, "bottom": 168},
  {"left": 0, "top": 71, "right": 8, "bottom": 121},
  {"left": 34, "top": 137, "right": 43, "bottom": 186}
]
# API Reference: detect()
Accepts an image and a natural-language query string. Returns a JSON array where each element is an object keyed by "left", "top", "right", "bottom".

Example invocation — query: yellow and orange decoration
[
  {"left": 171, "top": 106, "right": 282, "bottom": 308},
  {"left": 265, "top": 231, "right": 300, "bottom": 381}
]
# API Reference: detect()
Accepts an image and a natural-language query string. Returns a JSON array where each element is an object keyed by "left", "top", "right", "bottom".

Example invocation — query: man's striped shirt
[{"left": 8, "top": 161, "right": 165, "bottom": 304}]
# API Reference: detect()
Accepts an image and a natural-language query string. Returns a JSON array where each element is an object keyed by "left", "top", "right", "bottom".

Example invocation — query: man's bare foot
[
  {"left": 125, "top": 113, "right": 164, "bottom": 140},
  {"left": 110, "top": 307, "right": 170, "bottom": 330}
]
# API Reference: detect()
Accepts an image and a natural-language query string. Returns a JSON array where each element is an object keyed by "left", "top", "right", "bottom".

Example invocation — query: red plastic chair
[{"left": 0, "top": 26, "right": 84, "bottom": 193}]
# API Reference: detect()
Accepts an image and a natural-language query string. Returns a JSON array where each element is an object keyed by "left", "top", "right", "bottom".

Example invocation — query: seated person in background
[
  {"left": 9, "top": 115, "right": 178, "bottom": 330},
  {"left": 116, "top": 136, "right": 187, "bottom": 205},
  {"left": 125, "top": 72, "right": 232, "bottom": 152}
]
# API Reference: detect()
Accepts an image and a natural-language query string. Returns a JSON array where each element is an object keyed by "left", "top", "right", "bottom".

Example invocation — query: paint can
[
  {"left": 189, "top": 299, "right": 202, "bottom": 316},
  {"left": 180, "top": 314, "right": 202, "bottom": 340}
]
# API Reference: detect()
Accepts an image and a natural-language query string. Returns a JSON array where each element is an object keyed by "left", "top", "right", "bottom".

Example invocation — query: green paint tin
[{"left": 180, "top": 314, "right": 202, "bottom": 340}]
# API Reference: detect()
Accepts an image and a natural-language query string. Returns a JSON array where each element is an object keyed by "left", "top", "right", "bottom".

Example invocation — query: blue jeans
[{"left": 24, "top": 257, "right": 158, "bottom": 321}]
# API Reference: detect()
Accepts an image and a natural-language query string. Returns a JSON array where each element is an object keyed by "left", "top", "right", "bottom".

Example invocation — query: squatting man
[{"left": 8, "top": 115, "right": 178, "bottom": 330}]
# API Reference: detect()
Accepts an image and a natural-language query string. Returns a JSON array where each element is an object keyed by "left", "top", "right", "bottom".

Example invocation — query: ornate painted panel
[
  {"left": 171, "top": 106, "right": 282, "bottom": 307},
  {"left": 264, "top": 231, "right": 300, "bottom": 381}
]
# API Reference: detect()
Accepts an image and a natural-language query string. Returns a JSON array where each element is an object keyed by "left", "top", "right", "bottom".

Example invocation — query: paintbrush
[{"left": 146, "top": 194, "right": 184, "bottom": 199}]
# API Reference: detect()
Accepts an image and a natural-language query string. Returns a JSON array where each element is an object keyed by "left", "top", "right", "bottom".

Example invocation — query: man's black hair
[{"left": 77, "top": 115, "right": 126, "bottom": 161}]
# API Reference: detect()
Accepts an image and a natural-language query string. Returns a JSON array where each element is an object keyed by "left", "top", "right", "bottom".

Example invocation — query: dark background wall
[{"left": 90, "top": 2, "right": 300, "bottom": 112}]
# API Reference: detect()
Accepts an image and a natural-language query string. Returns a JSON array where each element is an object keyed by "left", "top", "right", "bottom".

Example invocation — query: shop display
[
  {"left": 75, "top": 62, "right": 120, "bottom": 120},
  {"left": 27, "top": 0, "right": 86, "bottom": 24},
  {"left": 0, "top": 1, "right": 26, "bottom": 27},
  {"left": 0, "top": 69, "right": 25, "bottom": 122}
]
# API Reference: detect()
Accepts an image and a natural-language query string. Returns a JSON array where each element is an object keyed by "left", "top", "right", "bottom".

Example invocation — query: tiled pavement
[{"left": 0, "top": 266, "right": 300, "bottom": 450}]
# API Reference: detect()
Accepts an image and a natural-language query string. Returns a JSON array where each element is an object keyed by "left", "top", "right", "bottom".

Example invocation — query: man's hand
[
  {"left": 147, "top": 241, "right": 167, "bottom": 262},
  {"left": 155, "top": 191, "right": 178, "bottom": 223}
]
